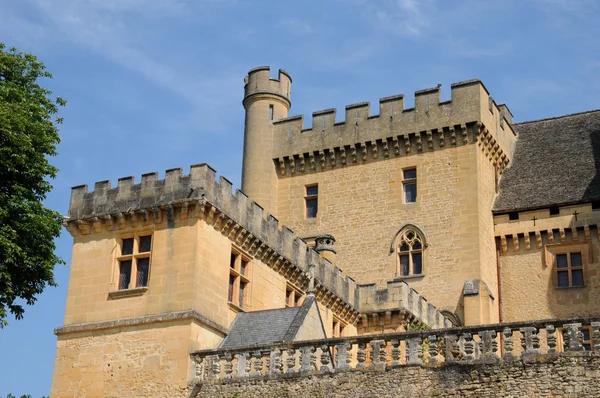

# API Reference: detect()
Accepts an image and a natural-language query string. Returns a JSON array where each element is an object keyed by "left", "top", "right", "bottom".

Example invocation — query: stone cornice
[{"left": 55, "top": 309, "right": 229, "bottom": 336}]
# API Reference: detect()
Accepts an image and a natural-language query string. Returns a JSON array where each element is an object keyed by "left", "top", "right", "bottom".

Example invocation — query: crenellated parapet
[
  {"left": 356, "top": 280, "right": 451, "bottom": 330},
  {"left": 272, "top": 79, "right": 515, "bottom": 176},
  {"left": 65, "top": 164, "right": 360, "bottom": 324}
]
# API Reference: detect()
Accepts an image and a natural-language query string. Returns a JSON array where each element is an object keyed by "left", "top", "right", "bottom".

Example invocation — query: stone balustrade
[{"left": 190, "top": 317, "right": 600, "bottom": 381}]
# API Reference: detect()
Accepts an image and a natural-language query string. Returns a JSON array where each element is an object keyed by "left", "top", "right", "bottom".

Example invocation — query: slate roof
[
  {"left": 219, "top": 296, "right": 319, "bottom": 349},
  {"left": 494, "top": 109, "right": 600, "bottom": 213}
]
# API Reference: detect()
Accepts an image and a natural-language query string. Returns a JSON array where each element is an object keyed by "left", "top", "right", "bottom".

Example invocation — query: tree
[{"left": 0, "top": 43, "right": 65, "bottom": 327}]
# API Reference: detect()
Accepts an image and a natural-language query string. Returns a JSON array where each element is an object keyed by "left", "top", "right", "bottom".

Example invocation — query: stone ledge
[
  {"left": 107, "top": 286, "right": 148, "bottom": 299},
  {"left": 55, "top": 309, "right": 228, "bottom": 336}
]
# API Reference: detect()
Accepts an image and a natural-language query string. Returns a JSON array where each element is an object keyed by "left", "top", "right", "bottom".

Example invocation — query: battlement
[
  {"left": 270, "top": 79, "right": 516, "bottom": 168},
  {"left": 357, "top": 280, "right": 451, "bottom": 329},
  {"left": 243, "top": 66, "right": 292, "bottom": 108},
  {"left": 66, "top": 163, "right": 359, "bottom": 320}
]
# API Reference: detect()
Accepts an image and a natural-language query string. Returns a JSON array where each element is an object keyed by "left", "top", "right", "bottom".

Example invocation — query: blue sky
[{"left": 1, "top": 0, "right": 600, "bottom": 395}]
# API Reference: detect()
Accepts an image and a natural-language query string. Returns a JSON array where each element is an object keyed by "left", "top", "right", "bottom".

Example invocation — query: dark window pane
[
  {"left": 230, "top": 253, "right": 237, "bottom": 269},
  {"left": 403, "top": 169, "right": 416, "bottom": 180},
  {"left": 286, "top": 289, "right": 293, "bottom": 306},
  {"left": 572, "top": 270, "right": 584, "bottom": 287},
  {"left": 228, "top": 275, "right": 235, "bottom": 302},
  {"left": 137, "top": 258, "right": 149, "bottom": 287},
  {"left": 556, "top": 254, "right": 568, "bottom": 268},
  {"left": 557, "top": 271, "right": 569, "bottom": 287},
  {"left": 404, "top": 182, "right": 417, "bottom": 203},
  {"left": 400, "top": 242, "right": 410, "bottom": 252},
  {"left": 413, "top": 241, "right": 422, "bottom": 250},
  {"left": 139, "top": 235, "right": 152, "bottom": 252},
  {"left": 119, "top": 260, "right": 132, "bottom": 290},
  {"left": 241, "top": 260, "right": 248, "bottom": 276},
  {"left": 584, "top": 343, "right": 592, "bottom": 351},
  {"left": 583, "top": 329, "right": 591, "bottom": 341},
  {"left": 406, "top": 231, "right": 414, "bottom": 240},
  {"left": 306, "top": 185, "right": 318, "bottom": 196},
  {"left": 400, "top": 255, "right": 410, "bottom": 276},
  {"left": 294, "top": 293, "right": 301, "bottom": 307},
  {"left": 122, "top": 238, "right": 134, "bottom": 255},
  {"left": 239, "top": 282, "right": 247, "bottom": 307},
  {"left": 306, "top": 198, "right": 318, "bottom": 218},
  {"left": 413, "top": 253, "right": 423, "bottom": 275},
  {"left": 571, "top": 252, "right": 582, "bottom": 267}
]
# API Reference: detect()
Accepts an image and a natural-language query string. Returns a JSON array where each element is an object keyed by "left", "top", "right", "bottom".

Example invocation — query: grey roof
[
  {"left": 494, "top": 110, "right": 600, "bottom": 213},
  {"left": 219, "top": 295, "right": 319, "bottom": 349}
]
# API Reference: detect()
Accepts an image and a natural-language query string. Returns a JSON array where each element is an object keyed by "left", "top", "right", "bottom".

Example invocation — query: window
[
  {"left": 229, "top": 250, "right": 251, "bottom": 308},
  {"left": 305, "top": 185, "right": 318, "bottom": 219},
  {"left": 403, "top": 168, "right": 417, "bottom": 204},
  {"left": 556, "top": 252, "right": 584, "bottom": 288},
  {"left": 269, "top": 104, "right": 274, "bottom": 120},
  {"left": 286, "top": 283, "right": 303, "bottom": 308},
  {"left": 395, "top": 228, "right": 424, "bottom": 277},
  {"left": 116, "top": 234, "right": 152, "bottom": 290},
  {"left": 332, "top": 318, "right": 346, "bottom": 338},
  {"left": 549, "top": 206, "right": 560, "bottom": 216},
  {"left": 508, "top": 212, "right": 519, "bottom": 221}
]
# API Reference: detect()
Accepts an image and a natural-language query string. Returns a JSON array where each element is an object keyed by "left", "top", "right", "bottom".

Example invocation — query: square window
[
  {"left": 572, "top": 270, "right": 584, "bottom": 287},
  {"left": 557, "top": 271, "right": 569, "bottom": 287},
  {"left": 139, "top": 235, "right": 152, "bottom": 252},
  {"left": 122, "top": 238, "right": 134, "bottom": 256},
  {"left": 307, "top": 185, "right": 318, "bottom": 196},
  {"left": 403, "top": 169, "right": 416, "bottom": 180},
  {"left": 119, "top": 260, "right": 132, "bottom": 290},
  {"left": 556, "top": 254, "right": 568, "bottom": 268},
  {"left": 571, "top": 253, "right": 582, "bottom": 267},
  {"left": 404, "top": 182, "right": 417, "bottom": 203}
]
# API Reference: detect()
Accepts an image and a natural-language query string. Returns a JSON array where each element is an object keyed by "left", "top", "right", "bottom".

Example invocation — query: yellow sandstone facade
[{"left": 51, "top": 66, "right": 600, "bottom": 397}]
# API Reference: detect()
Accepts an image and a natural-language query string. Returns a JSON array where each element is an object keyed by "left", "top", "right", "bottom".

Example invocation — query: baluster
[
  {"left": 546, "top": 325, "right": 557, "bottom": 354},
  {"left": 270, "top": 348, "right": 283, "bottom": 375},
  {"left": 406, "top": 337, "right": 422, "bottom": 365},
  {"left": 479, "top": 330, "right": 499, "bottom": 359},
  {"left": 444, "top": 335, "right": 459, "bottom": 362},
  {"left": 300, "top": 345, "right": 316, "bottom": 372},
  {"left": 520, "top": 326, "right": 540, "bottom": 355},
  {"left": 591, "top": 322, "right": 600, "bottom": 351},
  {"left": 503, "top": 328, "right": 514, "bottom": 359},
  {"left": 335, "top": 342, "right": 351, "bottom": 370},
  {"left": 286, "top": 348, "right": 296, "bottom": 373},
  {"left": 428, "top": 335, "right": 438, "bottom": 363},
  {"left": 212, "top": 354, "right": 222, "bottom": 380},
  {"left": 370, "top": 340, "right": 385, "bottom": 368},
  {"left": 356, "top": 342, "right": 367, "bottom": 368},
  {"left": 563, "top": 323, "right": 584, "bottom": 352},
  {"left": 463, "top": 333, "right": 474, "bottom": 361},
  {"left": 193, "top": 356, "right": 204, "bottom": 380},
  {"left": 390, "top": 339, "right": 401, "bottom": 366},
  {"left": 320, "top": 344, "right": 332, "bottom": 372},
  {"left": 223, "top": 354, "right": 233, "bottom": 379},
  {"left": 252, "top": 351, "right": 263, "bottom": 376}
]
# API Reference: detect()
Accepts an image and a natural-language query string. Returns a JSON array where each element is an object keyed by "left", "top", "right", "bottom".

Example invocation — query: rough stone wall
[
  {"left": 276, "top": 144, "right": 482, "bottom": 323},
  {"left": 194, "top": 354, "right": 600, "bottom": 398},
  {"left": 51, "top": 319, "right": 219, "bottom": 398}
]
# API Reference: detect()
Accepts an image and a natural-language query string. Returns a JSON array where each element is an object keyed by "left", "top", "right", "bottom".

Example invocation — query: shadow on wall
[{"left": 583, "top": 129, "right": 600, "bottom": 201}]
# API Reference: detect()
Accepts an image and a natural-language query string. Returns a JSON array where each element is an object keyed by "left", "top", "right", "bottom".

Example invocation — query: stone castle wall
[{"left": 194, "top": 354, "right": 600, "bottom": 398}]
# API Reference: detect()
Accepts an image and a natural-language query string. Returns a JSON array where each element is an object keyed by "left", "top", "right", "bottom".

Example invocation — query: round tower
[{"left": 241, "top": 66, "right": 292, "bottom": 215}]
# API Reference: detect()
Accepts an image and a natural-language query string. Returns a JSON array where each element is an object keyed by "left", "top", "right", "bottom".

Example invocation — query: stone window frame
[
  {"left": 285, "top": 282, "right": 304, "bottom": 308},
  {"left": 402, "top": 167, "right": 417, "bottom": 204},
  {"left": 391, "top": 225, "right": 427, "bottom": 279},
  {"left": 229, "top": 247, "right": 251, "bottom": 310},
  {"left": 305, "top": 184, "right": 319, "bottom": 219},
  {"left": 544, "top": 241, "right": 590, "bottom": 289},
  {"left": 110, "top": 229, "right": 153, "bottom": 297}
]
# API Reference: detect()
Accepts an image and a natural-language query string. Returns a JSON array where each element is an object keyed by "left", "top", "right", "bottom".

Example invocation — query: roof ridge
[{"left": 515, "top": 108, "right": 600, "bottom": 126}]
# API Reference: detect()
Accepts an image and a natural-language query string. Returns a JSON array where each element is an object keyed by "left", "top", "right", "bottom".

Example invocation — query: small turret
[{"left": 241, "top": 66, "right": 292, "bottom": 216}]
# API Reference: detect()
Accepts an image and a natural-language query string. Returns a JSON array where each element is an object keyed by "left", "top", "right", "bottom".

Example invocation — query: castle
[{"left": 51, "top": 67, "right": 600, "bottom": 397}]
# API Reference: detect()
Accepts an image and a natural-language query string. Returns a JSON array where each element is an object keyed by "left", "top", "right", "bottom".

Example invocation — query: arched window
[{"left": 392, "top": 226, "right": 426, "bottom": 277}]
